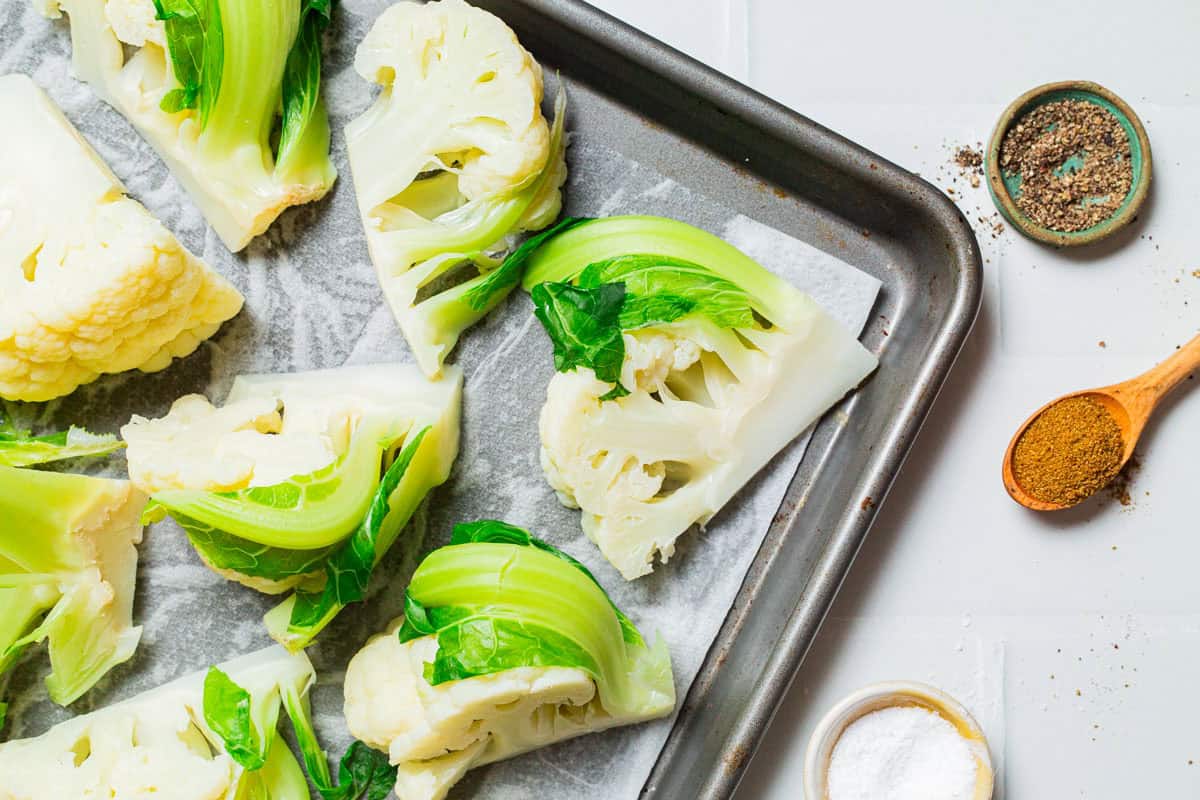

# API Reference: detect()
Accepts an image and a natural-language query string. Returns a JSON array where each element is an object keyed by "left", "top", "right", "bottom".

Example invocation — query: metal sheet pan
[
  {"left": 467, "top": 1, "right": 983, "bottom": 797},
  {"left": 2, "top": 0, "right": 979, "bottom": 795}
]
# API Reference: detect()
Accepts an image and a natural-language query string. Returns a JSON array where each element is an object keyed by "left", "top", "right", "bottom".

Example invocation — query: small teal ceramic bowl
[{"left": 985, "top": 80, "right": 1152, "bottom": 247}]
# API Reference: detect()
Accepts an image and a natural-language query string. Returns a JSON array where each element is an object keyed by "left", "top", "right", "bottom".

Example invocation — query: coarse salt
[{"left": 827, "top": 705, "right": 977, "bottom": 800}]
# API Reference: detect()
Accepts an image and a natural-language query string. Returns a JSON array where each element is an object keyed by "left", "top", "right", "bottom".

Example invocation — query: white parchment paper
[{"left": 1, "top": 2, "right": 880, "bottom": 797}]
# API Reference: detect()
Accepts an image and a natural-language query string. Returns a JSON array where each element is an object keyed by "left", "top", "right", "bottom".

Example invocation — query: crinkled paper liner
[{"left": 1, "top": 3, "right": 880, "bottom": 797}]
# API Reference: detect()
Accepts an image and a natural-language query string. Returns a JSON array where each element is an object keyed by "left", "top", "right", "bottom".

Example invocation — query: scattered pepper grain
[
  {"left": 954, "top": 146, "right": 984, "bottom": 171},
  {"left": 999, "top": 99, "right": 1133, "bottom": 232},
  {"left": 1012, "top": 396, "right": 1125, "bottom": 506},
  {"left": 1105, "top": 453, "right": 1142, "bottom": 507}
]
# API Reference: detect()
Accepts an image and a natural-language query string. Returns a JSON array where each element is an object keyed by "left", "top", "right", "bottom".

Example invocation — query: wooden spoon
[{"left": 1003, "top": 333, "right": 1200, "bottom": 511}]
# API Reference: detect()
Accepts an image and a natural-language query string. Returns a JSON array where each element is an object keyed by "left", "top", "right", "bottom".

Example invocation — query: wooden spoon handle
[{"left": 1120, "top": 332, "right": 1200, "bottom": 409}]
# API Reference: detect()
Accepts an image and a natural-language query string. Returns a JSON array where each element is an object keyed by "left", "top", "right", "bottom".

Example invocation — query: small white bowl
[{"left": 803, "top": 681, "right": 994, "bottom": 800}]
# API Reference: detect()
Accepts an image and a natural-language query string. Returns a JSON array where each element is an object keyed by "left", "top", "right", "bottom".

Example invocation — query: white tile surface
[
  {"left": 591, "top": 1, "right": 1200, "bottom": 797},
  {"left": 745, "top": 0, "right": 1200, "bottom": 106},
  {"left": 586, "top": 0, "right": 741, "bottom": 75}
]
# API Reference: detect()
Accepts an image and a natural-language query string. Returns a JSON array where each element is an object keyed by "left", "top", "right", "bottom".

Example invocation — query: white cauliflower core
[
  {"left": 345, "top": 621, "right": 653, "bottom": 800},
  {"left": 34, "top": 0, "right": 335, "bottom": 251},
  {"left": 0, "top": 647, "right": 314, "bottom": 800},
  {"left": 347, "top": 0, "right": 568, "bottom": 376},
  {"left": 1, "top": 467, "right": 148, "bottom": 708},
  {"left": 120, "top": 364, "right": 462, "bottom": 495},
  {"left": 122, "top": 394, "right": 341, "bottom": 494},
  {"left": 540, "top": 313, "right": 879, "bottom": 580},
  {"left": 0, "top": 75, "right": 243, "bottom": 402}
]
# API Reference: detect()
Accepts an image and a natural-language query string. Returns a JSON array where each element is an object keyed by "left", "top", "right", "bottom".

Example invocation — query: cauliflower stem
[
  {"left": 36, "top": 0, "right": 337, "bottom": 251},
  {"left": 0, "top": 465, "right": 146, "bottom": 725}
]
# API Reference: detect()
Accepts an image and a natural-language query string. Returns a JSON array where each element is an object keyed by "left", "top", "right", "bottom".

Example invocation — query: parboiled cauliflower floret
[
  {"left": 0, "top": 711, "right": 235, "bottom": 800},
  {"left": 525, "top": 216, "right": 883, "bottom": 581},
  {"left": 350, "top": 0, "right": 550, "bottom": 214},
  {"left": 539, "top": 331, "right": 722, "bottom": 578},
  {"left": 0, "top": 647, "right": 315, "bottom": 800},
  {"left": 121, "top": 366, "right": 462, "bottom": 627},
  {"left": 347, "top": 0, "right": 569, "bottom": 377},
  {"left": 121, "top": 387, "right": 360, "bottom": 597},
  {"left": 0, "top": 74, "right": 242, "bottom": 402},
  {"left": 346, "top": 621, "right": 621, "bottom": 800},
  {"left": 540, "top": 313, "right": 878, "bottom": 581},
  {"left": 1, "top": 466, "right": 147, "bottom": 709},
  {"left": 36, "top": 0, "right": 337, "bottom": 251},
  {"left": 121, "top": 394, "right": 339, "bottom": 493},
  {"left": 619, "top": 330, "right": 703, "bottom": 395},
  {"left": 65, "top": 709, "right": 234, "bottom": 800}
]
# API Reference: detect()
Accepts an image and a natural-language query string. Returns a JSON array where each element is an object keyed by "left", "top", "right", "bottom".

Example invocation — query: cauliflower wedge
[
  {"left": 122, "top": 364, "right": 461, "bottom": 650},
  {"left": 35, "top": 0, "right": 337, "bottom": 251},
  {"left": 0, "top": 647, "right": 319, "bottom": 800},
  {"left": 523, "top": 216, "right": 880, "bottom": 580},
  {"left": 0, "top": 464, "right": 146, "bottom": 726},
  {"left": 0, "top": 74, "right": 242, "bottom": 402},
  {"left": 343, "top": 521, "right": 675, "bottom": 800},
  {"left": 348, "top": 0, "right": 569, "bottom": 376}
]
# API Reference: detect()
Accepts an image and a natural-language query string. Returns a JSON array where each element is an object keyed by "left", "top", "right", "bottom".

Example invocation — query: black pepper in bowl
[{"left": 999, "top": 99, "right": 1132, "bottom": 232}]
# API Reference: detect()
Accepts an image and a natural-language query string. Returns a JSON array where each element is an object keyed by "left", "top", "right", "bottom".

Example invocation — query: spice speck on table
[
  {"left": 1011, "top": 395, "right": 1125, "bottom": 506},
  {"left": 954, "top": 146, "right": 984, "bottom": 172}
]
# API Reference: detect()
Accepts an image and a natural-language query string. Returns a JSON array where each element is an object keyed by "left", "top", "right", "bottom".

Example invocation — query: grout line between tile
[{"left": 723, "top": 0, "right": 751, "bottom": 82}]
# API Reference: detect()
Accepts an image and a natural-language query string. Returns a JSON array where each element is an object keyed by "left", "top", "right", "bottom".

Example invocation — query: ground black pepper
[
  {"left": 954, "top": 145, "right": 984, "bottom": 187},
  {"left": 999, "top": 99, "right": 1132, "bottom": 232}
]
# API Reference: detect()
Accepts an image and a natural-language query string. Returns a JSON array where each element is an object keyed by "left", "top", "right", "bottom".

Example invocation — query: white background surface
[{"left": 587, "top": 0, "right": 1200, "bottom": 797}]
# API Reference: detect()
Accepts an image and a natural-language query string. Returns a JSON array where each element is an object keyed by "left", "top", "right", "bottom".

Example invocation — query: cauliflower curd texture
[
  {"left": 0, "top": 75, "right": 242, "bottom": 402},
  {"left": 348, "top": 0, "right": 568, "bottom": 376},
  {"left": 540, "top": 315, "right": 878, "bottom": 580},
  {"left": 122, "top": 365, "right": 460, "bottom": 502},
  {"left": 345, "top": 622, "right": 650, "bottom": 800},
  {"left": 0, "top": 704, "right": 236, "bottom": 800},
  {"left": 350, "top": 0, "right": 556, "bottom": 218}
]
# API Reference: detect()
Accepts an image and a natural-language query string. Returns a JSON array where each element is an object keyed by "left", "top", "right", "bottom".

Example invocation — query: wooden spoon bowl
[{"left": 1003, "top": 334, "right": 1200, "bottom": 511}]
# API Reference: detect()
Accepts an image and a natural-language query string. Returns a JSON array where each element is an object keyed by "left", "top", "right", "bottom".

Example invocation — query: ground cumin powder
[{"left": 1012, "top": 396, "right": 1125, "bottom": 506}]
